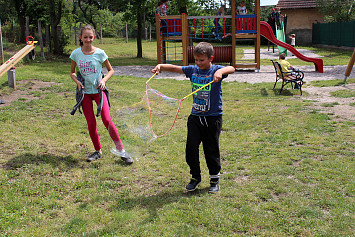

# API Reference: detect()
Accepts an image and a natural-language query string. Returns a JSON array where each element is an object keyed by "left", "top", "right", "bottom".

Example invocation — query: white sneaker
[{"left": 111, "top": 148, "right": 134, "bottom": 165}]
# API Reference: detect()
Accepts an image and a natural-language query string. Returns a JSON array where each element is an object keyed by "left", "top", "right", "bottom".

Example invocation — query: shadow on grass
[
  {"left": 0, "top": 81, "right": 9, "bottom": 89},
  {"left": 109, "top": 187, "right": 211, "bottom": 225},
  {"left": 273, "top": 88, "right": 298, "bottom": 96},
  {"left": 3, "top": 153, "right": 79, "bottom": 170}
]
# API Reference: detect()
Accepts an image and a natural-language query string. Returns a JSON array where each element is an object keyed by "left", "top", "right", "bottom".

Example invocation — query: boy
[
  {"left": 278, "top": 53, "right": 301, "bottom": 88},
  {"left": 151, "top": 42, "right": 235, "bottom": 193},
  {"left": 275, "top": 7, "right": 283, "bottom": 30},
  {"left": 278, "top": 53, "right": 294, "bottom": 75}
]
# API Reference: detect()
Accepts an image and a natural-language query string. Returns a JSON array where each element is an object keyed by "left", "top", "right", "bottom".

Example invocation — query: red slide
[{"left": 260, "top": 21, "right": 323, "bottom": 73}]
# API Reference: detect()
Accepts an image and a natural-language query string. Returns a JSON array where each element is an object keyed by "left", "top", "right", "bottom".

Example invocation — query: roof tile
[{"left": 277, "top": 0, "right": 318, "bottom": 9}]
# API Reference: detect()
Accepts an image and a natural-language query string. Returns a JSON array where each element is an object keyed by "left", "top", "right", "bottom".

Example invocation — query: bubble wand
[{"left": 145, "top": 73, "right": 214, "bottom": 138}]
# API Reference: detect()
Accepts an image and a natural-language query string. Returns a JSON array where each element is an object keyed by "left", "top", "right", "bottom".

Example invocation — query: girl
[
  {"left": 70, "top": 24, "right": 133, "bottom": 164},
  {"left": 237, "top": 1, "right": 247, "bottom": 15},
  {"left": 213, "top": 6, "right": 225, "bottom": 40}
]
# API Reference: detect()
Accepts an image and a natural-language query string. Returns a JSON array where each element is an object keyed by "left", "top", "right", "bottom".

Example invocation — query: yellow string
[
  {"left": 146, "top": 73, "right": 213, "bottom": 100},
  {"left": 146, "top": 73, "right": 157, "bottom": 84},
  {"left": 182, "top": 81, "right": 214, "bottom": 100}
]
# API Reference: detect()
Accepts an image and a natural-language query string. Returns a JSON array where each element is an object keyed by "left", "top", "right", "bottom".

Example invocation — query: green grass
[
  {"left": 0, "top": 39, "right": 354, "bottom": 236},
  {"left": 321, "top": 102, "right": 340, "bottom": 107}
]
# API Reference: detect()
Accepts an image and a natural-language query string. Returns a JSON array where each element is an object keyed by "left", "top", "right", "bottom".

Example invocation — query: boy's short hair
[
  {"left": 193, "top": 42, "right": 214, "bottom": 58},
  {"left": 279, "top": 53, "right": 286, "bottom": 60}
]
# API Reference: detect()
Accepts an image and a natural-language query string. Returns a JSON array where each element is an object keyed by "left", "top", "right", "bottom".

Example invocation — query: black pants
[{"left": 186, "top": 115, "right": 222, "bottom": 180}]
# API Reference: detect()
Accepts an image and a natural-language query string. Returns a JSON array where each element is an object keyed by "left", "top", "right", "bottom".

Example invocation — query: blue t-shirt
[
  {"left": 182, "top": 64, "right": 228, "bottom": 116},
  {"left": 70, "top": 47, "right": 108, "bottom": 94}
]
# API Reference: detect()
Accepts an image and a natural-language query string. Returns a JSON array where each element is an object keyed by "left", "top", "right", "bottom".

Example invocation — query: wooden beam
[
  {"left": 0, "top": 42, "right": 37, "bottom": 78},
  {"left": 156, "top": 15, "right": 161, "bottom": 64},
  {"left": 231, "top": 0, "right": 236, "bottom": 67},
  {"left": 255, "top": 0, "right": 261, "bottom": 71},
  {"left": 182, "top": 14, "right": 188, "bottom": 66}
]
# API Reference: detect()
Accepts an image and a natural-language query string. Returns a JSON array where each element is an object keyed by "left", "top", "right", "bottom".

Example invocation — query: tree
[
  {"left": 317, "top": 0, "right": 355, "bottom": 22},
  {"left": 48, "top": 0, "right": 64, "bottom": 55}
]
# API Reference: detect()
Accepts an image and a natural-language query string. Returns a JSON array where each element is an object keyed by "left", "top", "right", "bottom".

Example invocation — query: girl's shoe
[
  {"left": 111, "top": 148, "right": 134, "bottom": 165},
  {"left": 87, "top": 151, "right": 102, "bottom": 162}
]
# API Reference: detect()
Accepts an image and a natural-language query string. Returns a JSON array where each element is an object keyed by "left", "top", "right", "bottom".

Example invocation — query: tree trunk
[
  {"left": 136, "top": 10, "right": 142, "bottom": 58},
  {"left": 49, "top": 0, "right": 63, "bottom": 55}
]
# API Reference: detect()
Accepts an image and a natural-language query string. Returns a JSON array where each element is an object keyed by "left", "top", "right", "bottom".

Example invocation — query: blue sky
[{"left": 260, "top": 0, "right": 279, "bottom": 6}]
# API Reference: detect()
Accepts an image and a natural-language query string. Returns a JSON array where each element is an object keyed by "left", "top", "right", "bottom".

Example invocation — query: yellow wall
[{"left": 283, "top": 8, "right": 324, "bottom": 33}]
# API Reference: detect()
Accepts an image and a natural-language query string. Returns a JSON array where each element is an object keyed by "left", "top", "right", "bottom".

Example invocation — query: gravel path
[
  {"left": 106, "top": 48, "right": 353, "bottom": 83},
  {"left": 107, "top": 65, "right": 354, "bottom": 84}
]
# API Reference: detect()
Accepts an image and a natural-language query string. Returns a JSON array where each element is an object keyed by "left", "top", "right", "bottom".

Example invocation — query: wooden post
[
  {"left": 231, "top": 0, "right": 236, "bottom": 67},
  {"left": 0, "top": 19, "right": 4, "bottom": 64},
  {"left": 26, "top": 16, "right": 30, "bottom": 59},
  {"left": 45, "top": 24, "right": 51, "bottom": 52},
  {"left": 255, "top": 0, "right": 261, "bottom": 71},
  {"left": 344, "top": 48, "right": 355, "bottom": 82},
  {"left": 12, "top": 20, "right": 15, "bottom": 42},
  {"left": 25, "top": 17, "right": 30, "bottom": 37},
  {"left": 7, "top": 68, "right": 16, "bottom": 89},
  {"left": 182, "top": 14, "right": 188, "bottom": 66},
  {"left": 125, "top": 23, "right": 128, "bottom": 43},
  {"left": 100, "top": 23, "right": 103, "bottom": 44},
  {"left": 149, "top": 23, "right": 152, "bottom": 42},
  {"left": 74, "top": 22, "right": 77, "bottom": 45},
  {"left": 156, "top": 15, "right": 161, "bottom": 64},
  {"left": 38, "top": 20, "right": 45, "bottom": 60}
]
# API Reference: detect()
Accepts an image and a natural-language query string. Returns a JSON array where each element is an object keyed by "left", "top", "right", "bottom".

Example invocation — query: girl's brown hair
[{"left": 79, "top": 24, "right": 95, "bottom": 46}]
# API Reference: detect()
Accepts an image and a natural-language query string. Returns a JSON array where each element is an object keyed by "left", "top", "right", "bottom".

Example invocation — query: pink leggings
[{"left": 82, "top": 93, "right": 124, "bottom": 151}]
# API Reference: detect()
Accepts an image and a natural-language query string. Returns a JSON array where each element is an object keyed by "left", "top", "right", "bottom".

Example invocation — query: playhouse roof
[{"left": 277, "top": 0, "right": 318, "bottom": 9}]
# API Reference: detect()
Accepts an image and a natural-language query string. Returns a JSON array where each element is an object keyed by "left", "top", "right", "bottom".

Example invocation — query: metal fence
[{"left": 312, "top": 21, "right": 355, "bottom": 47}]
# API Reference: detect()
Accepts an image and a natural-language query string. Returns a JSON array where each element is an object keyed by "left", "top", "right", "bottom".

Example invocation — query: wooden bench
[{"left": 271, "top": 60, "right": 304, "bottom": 95}]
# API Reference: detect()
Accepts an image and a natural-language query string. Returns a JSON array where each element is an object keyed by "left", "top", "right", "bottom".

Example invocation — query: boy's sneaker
[
  {"left": 87, "top": 151, "right": 102, "bottom": 162},
  {"left": 209, "top": 180, "right": 220, "bottom": 193},
  {"left": 186, "top": 178, "right": 201, "bottom": 192},
  {"left": 111, "top": 148, "right": 134, "bottom": 165}
]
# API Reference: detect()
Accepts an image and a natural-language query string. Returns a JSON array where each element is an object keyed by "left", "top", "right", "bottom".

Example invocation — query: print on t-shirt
[
  {"left": 191, "top": 74, "right": 212, "bottom": 112},
  {"left": 79, "top": 60, "right": 97, "bottom": 76}
]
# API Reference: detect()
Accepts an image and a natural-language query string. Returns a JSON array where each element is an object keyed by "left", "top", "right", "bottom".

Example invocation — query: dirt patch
[
  {"left": 302, "top": 84, "right": 355, "bottom": 122},
  {"left": 0, "top": 80, "right": 59, "bottom": 107}
]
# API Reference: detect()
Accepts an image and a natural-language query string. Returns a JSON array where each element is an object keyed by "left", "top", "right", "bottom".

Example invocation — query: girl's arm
[
  {"left": 97, "top": 59, "right": 115, "bottom": 89},
  {"left": 70, "top": 59, "right": 84, "bottom": 89},
  {"left": 151, "top": 64, "right": 184, "bottom": 74}
]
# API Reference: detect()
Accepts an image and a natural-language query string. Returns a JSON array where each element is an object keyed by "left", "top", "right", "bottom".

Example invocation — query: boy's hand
[
  {"left": 152, "top": 65, "right": 161, "bottom": 75},
  {"left": 213, "top": 70, "right": 223, "bottom": 82}
]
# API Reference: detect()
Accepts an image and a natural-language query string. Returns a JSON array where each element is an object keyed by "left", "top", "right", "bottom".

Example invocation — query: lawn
[{"left": 0, "top": 38, "right": 354, "bottom": 236}]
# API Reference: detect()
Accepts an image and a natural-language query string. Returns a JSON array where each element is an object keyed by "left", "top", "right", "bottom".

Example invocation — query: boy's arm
[
  {"left": 152, "top": 64, "right": 184, "bottom": 75},
  {"left": 213, "top": 66, "right": 235, "bottom": 82}
]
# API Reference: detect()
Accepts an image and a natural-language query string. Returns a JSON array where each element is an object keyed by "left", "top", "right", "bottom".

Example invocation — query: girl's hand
[
  {"left": 151, "top": 65, "right": 161, "bottom": 75},
  {"left": 76, "top": 81, "right": 84, "bottom": 90},
  {"left": 97, "top": 80, "right": 106, "bottom": 90}
]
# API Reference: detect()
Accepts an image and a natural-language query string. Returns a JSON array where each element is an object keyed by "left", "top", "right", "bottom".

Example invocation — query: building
[{"left": 277, "top": 0, "right": 324, "bottom": 45}]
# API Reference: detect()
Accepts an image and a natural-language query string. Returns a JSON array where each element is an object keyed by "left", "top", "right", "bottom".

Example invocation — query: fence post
[
  {"left": 8, "top": 68, "right": 16, "bottom": 89},
  {"left": 38, "top": 20, "right": 45, "bottom": 60},
  {"left": 149, "top": 23, "right": 152, "bottom": 42},
  {"left": 0, "top": 19, "right": 4, "bottom": 64},
  {"left": 344, "top": 48, "right": 355, "bottom": 82},
  {"left": 45, "top": 24, "right": 51, "bottom": 52},
  {"left": 126, "top": 24, "right": 128, "bottom": 43},
  {"left": 100, "top": 23, "right": 103, "bottom": 44},
  {"left": 26, "top": 16, "right": 30, "bottom": 59}
]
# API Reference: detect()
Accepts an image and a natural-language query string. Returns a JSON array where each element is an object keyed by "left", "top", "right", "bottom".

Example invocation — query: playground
[{"left": 0, "top": 1, "right": 354, "bottom": 236}]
